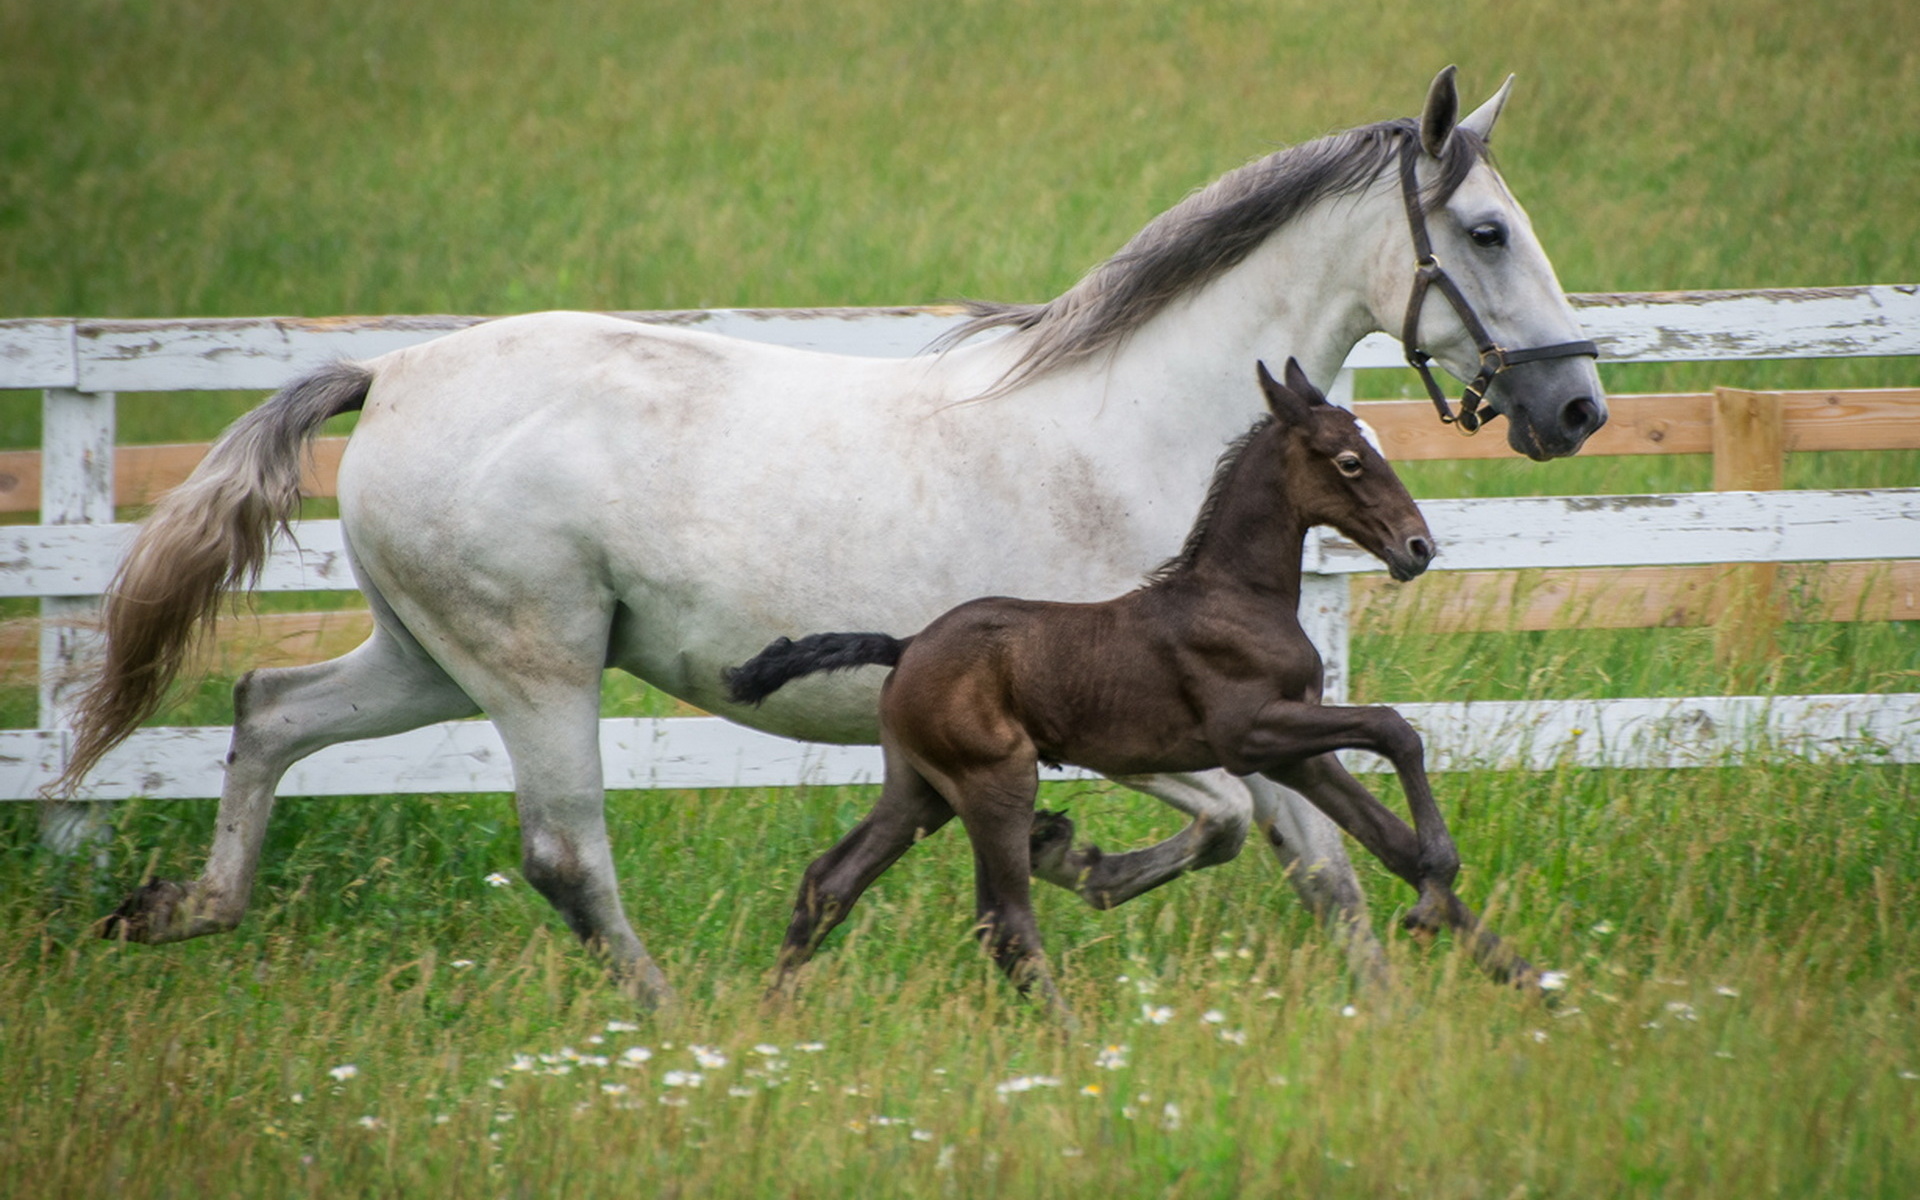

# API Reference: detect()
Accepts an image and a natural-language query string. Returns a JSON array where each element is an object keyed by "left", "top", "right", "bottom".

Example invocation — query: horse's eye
[
  {"left": 1335, "top": 453, "right": 1364, "bottom": 478},
  {"left": 1469, "top": 222, "right": 1507, "bottom": 248}
]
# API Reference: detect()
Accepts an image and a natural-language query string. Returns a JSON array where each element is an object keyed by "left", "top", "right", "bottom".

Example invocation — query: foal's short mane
[
  {"left": 1143, "top": 414, "right": 1277, "bottom": 586},
  {"left": 940, "top": 117, "right": 1488, "bottom": 394}
]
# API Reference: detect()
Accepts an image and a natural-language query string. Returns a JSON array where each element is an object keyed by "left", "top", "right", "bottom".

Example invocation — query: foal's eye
[
  {"left": 1335, "top": 453, "right": 1364, "bottom": 478},
  {"left": 1469, "top": 222, "right": 1507, "bottom": 248}
]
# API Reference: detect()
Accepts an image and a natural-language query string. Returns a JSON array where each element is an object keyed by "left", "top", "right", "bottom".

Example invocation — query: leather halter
[{"left": 1397, "top": 135, "right": 1599, "bottom": 433}]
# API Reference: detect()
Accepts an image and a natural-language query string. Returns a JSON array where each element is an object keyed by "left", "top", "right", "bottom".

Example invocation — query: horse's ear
[
  {"left": 1420, "top": 64, "right": 1459, "bottom": 158},
  {"left": 1257, "top": 359, "right": 1315, "bottom": 421},
  {"left": 1460, "top": 74, "right": 1515, "bottom": 143}
]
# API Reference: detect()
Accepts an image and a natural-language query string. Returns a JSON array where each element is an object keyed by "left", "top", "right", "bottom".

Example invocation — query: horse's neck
[{"left": 1092, "top": 187, "right": 1393, "bottom": 401}]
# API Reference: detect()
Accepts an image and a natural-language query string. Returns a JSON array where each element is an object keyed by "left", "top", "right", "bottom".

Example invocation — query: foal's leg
[
  {"left": 1030, "top": 771, "right": 1253, "bottom": 908},
  {"left": 948, "top": 760, "right": 1071, "bottom": 1021},
  {"left": 1266, "top": 754, "right": 1533, "bottom": 983},
  {"left": 1238, "top": 703, "right": 1534, "bottom": 984},
  {"left": 773, "top": 744, "right": 954, "bottom": 991},
  {"left": 102, "top": 623, "right": 479, "bottom": 944},
  {"left": 1027, "top": 770, "right": 1388, "bottom": 986}
]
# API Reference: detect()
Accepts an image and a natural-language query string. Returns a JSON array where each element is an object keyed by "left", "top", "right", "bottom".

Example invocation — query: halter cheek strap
[{"left": 1397, "top": 137, "right": 1599, "bottom": 434}]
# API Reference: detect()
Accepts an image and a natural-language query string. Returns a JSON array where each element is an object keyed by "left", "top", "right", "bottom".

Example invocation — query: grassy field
[{"left": 3, "top": 0, "right": 1917, "bottom": 1195}]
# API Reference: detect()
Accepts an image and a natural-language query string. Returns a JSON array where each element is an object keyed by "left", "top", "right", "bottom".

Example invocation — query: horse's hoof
[{"left": 98, "top": 879, "right": 191, "bottom": 942}]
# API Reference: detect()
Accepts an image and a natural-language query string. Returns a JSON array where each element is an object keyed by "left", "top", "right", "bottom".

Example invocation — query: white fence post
[
  {"left": 37, "top": 387, "right": 114, "bottom": 857},
  {"left": 1298, "top": 572, "right": 1351, "bottom": 706}
]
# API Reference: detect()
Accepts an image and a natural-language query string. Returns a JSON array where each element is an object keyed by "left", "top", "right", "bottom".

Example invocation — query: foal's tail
[
  {"left": 50, "top": 362, "right": 375, "bottom": 796},
  {"left": 722, "top": 632, "right": 909, "bottom": 706}
]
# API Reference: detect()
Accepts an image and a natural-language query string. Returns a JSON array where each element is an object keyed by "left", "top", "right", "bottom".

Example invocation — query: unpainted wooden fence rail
[{"left": 1, "top": 284, "right": 1917, "bottom": 802}]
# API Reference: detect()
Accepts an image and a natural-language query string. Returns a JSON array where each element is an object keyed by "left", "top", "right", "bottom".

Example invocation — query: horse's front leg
[{"left": 103, "top": 635, "right": 479, "bottom": 943}]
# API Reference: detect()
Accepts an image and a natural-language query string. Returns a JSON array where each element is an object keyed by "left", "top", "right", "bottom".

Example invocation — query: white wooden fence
[{"left": 2, "top": 285, "right": 1917, "bottom": 802}]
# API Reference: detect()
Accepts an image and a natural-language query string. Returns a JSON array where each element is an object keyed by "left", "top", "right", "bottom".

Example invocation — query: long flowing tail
[
  {"left": 50, "top": 362, "right": 375, "bottom": 796},
  {"left": 722, "top": 632, "right": 908, "bottom": 706}
]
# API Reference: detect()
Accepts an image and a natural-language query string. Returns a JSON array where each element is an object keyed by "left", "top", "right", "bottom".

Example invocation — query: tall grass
[{"left": 2, "top": 0, "right": 1917, "bottom": 1194}]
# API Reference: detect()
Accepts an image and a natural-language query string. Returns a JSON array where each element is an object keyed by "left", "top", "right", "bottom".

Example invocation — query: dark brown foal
[{"left": 725, "top": 359, "right": 1534, "bottom": 1013}]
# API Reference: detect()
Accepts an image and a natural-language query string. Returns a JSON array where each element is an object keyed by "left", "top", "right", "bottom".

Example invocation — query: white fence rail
[{"left": 3, "top": 285, "right": 1918, "bottom": 800}]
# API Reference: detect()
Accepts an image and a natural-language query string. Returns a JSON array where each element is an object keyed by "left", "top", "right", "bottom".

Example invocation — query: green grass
[{"left": 3, "top": 0, "right": 1918, "bottom": 1195}]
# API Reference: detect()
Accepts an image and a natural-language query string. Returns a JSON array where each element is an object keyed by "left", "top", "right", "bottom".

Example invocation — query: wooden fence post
[
  {"left": 1711, "top": 387, "right": 1784, "bottom": 675},
  {"left": 38, "top": 387, "right": 115, "bottom": 859}
]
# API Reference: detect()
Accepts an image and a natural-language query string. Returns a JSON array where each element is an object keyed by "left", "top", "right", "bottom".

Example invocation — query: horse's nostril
[
  {"left": 1407, "top": 536, "right": 1434, "bottom": 565},
  {"left": 1562, "top": 395, "right": 1601, "bottom": 436}
]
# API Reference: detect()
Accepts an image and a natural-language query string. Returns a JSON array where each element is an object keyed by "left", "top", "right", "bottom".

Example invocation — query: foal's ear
[
  {"left": 1420, "top": 64, "right": 1460, "bottom": 158},
  {"left": 1283, "top": 357, "right": 1328, "bottom": 406},
  {"left": 1256, "top": 358, "right": 1322, "bottom": 421}
]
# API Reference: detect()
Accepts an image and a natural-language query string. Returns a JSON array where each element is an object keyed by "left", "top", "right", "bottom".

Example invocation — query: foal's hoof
[{"left": 98, "top": 879, "right": 191, "bottom": 943}]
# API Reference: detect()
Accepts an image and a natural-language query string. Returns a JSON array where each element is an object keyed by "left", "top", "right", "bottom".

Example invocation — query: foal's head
[{"left": 1259, "top": 359, "right": 1435, "bottom": 582}]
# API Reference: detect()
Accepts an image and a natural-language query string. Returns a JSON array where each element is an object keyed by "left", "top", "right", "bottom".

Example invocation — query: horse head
[{"left": 1381, "top": 66, "right": 1608, "bottom": 460}]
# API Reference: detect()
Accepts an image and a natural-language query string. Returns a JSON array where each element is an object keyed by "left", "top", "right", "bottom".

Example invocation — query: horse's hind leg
[
  {"left": 103, "top": 627, "right": 480, "bottom": 944},
  {"left": 774, "top": 742, "right": 953, "bottom": 991},
  {"left": 479, "top": 682, "right": 673, "bottom": 1010},
  {"left": 1030, "top": 771, "right": 1253, "bottom": 909}
]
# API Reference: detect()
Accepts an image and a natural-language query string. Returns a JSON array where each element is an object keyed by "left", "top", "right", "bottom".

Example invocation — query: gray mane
[{"left": 938, "top": 117, "right": 1488, "bottom": 394}]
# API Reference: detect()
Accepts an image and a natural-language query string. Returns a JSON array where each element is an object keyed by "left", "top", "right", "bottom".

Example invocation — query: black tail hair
[{"left": 721, "top": 631, "right": 908, "bottom": 706}]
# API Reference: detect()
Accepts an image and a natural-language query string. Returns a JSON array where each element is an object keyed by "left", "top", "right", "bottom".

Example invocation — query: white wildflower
[
  {"left": 355, "top": 1115, "right": 381, "bottom": 1130},
  {"left": 1539, "top": 971, "right": 1569, "bottom": 991},
  {"left": 328, "top": 1064, "right": 359, "bottom": 1082},
  {"left": 1094, "top": 1044, "right": 1129, "bottom": 1070},
  {"left": 620, "top": 1046, "right": 653, "bottom": 1066},
  {"left": 690, "top": 1045, "right": 728, "bottom": 1070},
  {"left": 1201, "top": 1009, "right": 1226, "bottom": 1024},
  {"left": 661, "top": 1070, "right": 703, "bottom": 1089},
  {"left": 994, "top": 1074, "right": 1062, "bottom": 1096},
  {"left": 1141, "top": 1005, "right": 1174, "bottom": 1025},
  {"left": 484, "top": 872, "right": 512, "bottom": 888},
  {"left": 606, "top": 1020, "right": 641, "bottom": 1033}
]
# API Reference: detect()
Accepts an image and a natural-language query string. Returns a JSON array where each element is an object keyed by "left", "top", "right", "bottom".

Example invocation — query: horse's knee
[{"left": 1192, "top": 808, "right": 1251, "bottom": 868}]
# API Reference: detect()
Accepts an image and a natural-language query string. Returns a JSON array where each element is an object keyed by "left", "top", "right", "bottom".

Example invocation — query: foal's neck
[{"left": 1161, "top": 425, "right": 1310, "bottom": 608}]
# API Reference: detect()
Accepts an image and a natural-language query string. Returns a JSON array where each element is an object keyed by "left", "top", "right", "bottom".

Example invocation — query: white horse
[{"left": 63, "top": 68, "right": 1604, "bottom": 1008}]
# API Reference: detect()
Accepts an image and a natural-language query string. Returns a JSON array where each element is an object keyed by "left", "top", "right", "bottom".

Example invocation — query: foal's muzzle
[{"left": 1387, "top": 534, "right": 1436, "bottom": 582}]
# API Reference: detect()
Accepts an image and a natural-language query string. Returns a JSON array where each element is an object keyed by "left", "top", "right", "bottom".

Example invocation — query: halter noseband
[{"left": 1396, "top": 135, "right": 1598, "bottom": 434}]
